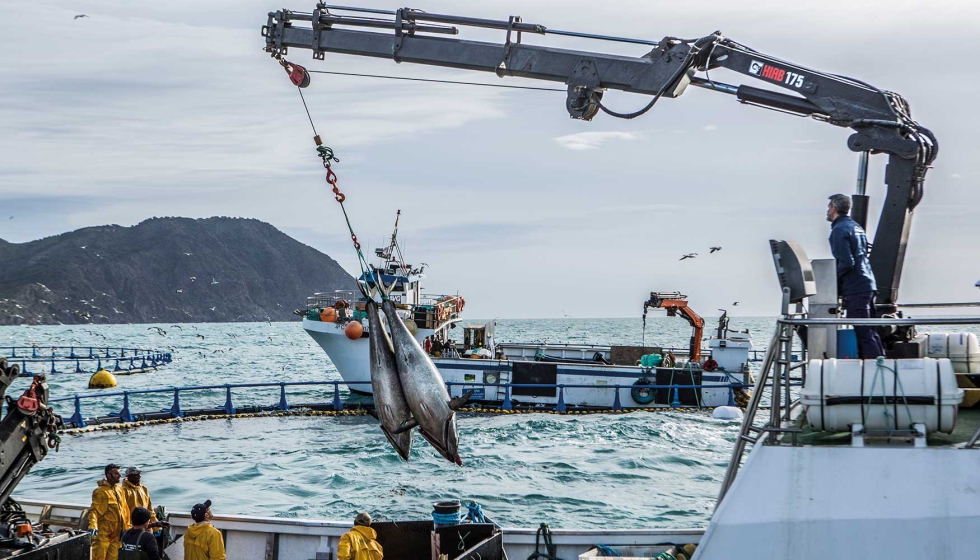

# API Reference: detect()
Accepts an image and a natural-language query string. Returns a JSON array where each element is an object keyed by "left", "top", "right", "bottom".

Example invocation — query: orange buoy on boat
[
  {"left": 320, "top": 307, "right": 338, "bottom": 322},
  {"left": 345, "top": 321, "right": 364, "bottom": 340}
]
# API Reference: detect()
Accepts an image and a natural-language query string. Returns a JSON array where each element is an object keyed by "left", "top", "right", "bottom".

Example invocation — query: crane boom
[
  {"left": 263, "top": 5, "right": 938, "bottom": 315},
  {"left": 642, "top": 292, "right": 705, "bottom": 362}
]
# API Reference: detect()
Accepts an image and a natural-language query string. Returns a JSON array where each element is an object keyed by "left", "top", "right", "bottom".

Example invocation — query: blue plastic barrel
[{"left": 837, "top": 329, "right": 859, "bottom": 359}]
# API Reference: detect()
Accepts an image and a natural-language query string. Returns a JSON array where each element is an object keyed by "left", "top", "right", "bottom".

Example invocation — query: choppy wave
[{"left": 5, "top": 317, "right": 775, "bottom": 528}]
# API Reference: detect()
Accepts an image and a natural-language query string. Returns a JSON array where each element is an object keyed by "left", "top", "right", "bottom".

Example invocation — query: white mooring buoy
[{"left": 712, "top": 406, "right": 743, "bottom": 420}]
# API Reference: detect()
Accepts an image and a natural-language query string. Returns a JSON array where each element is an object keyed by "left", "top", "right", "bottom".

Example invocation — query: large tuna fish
[
  {"left": 381, "top": 299, "right": 470, "bottom": 465},
  {"left": 366, "top": 300, "right": 415, "bottom": 461}
]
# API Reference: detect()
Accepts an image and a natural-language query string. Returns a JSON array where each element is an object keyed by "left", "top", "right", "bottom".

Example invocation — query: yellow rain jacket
[
  {"left": 183, "top": 522, "right": 226, "bottom": 560},
  {"left": 88, "top": 479, "right": 130, "bottom": 537},
  {"left": 121, "top": 480, "right": 157, "bottom": 523},
  {"left": 89, "top": 479, "right": 131, "bottom": 560},
  {"left": 338, "top": 525, "right": 384, "bottom": 560}
]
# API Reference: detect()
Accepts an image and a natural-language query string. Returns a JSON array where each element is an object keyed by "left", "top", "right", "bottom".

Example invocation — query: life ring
[
  {"left": 703, "top": 358, "right": 718, "bottom": 372},
  {"left": 631, "top": 377, "right": 657, "bottom": 405}
]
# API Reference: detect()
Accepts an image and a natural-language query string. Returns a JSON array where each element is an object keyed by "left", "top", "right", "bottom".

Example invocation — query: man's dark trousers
[{"left": 842, "top": 291, "right": 886, "bottom": 359}]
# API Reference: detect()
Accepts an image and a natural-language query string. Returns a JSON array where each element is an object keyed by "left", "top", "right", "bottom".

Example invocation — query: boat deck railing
[
  {"left": 306, "top": 290, "right": 362, "bottom": 310},
  {"left": 716, "top": 314, "right": 980, "bottom": 507},
  {"left": 49, "top": 376, "right": 760, "bottom": 429},
  {"left": 499, "top": 342, "right": 783, "bottom": 363}
]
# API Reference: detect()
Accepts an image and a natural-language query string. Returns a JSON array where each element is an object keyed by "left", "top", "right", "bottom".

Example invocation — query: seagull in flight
[
  {"left": 190, "top": 277, "right": 196, "bottom": 282},
  {"left": 732, "top": 302, "right": 739, "bottom": 306},
  {"left": 210, "top": 306, "right": 217, "bottom": 311},
  {"left": 74, "top": 14, "right": 88, "bottom": 19},
  {"left": 679, "top": 253, "right": 698, "bottom": 261},
  {"left": 175, "top": 289, "right": 183, "bottom": 294},
  {"left": 975, "top": 279, "right": 980, "bottom": 289},
  {"left": 210, "top": 277, "right": 219, "bottom": 285},
  {"left": 709, "top": 246, "right": 722, "bottom": 253},
  {"left": 196, "top": 333, "right": 205, "bottom": 340},
  {"left": 183, "top": 252, "right": 193, "bottom": 256},
  {"left": 561, "top": 309, "right": 571, "bottom": 318},
  {"left": 148, "top": 326, "right": 167, "bottom": 336}
]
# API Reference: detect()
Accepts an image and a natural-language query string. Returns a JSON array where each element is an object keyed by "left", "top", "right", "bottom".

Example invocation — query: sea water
[{"left": 0, "top": 316, "right": 916, "bottom": 528}]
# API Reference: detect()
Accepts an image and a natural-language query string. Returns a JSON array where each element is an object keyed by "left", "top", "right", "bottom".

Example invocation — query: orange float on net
[
  {"left": 320, "top": 308, "right": 338, "bottom": 322},
  {"left": 345, "top": 321, "right": 364, "bottom": 340}
]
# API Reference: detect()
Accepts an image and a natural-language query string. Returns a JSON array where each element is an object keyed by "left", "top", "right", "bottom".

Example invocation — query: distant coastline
[{"left": 0, "top": 217, "right": 354, "bottom": 325}]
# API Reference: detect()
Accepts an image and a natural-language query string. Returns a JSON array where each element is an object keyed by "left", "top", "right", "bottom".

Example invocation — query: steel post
[
  {"left": 119, "top": 392, "right": 135, "bottom": 423},
  {"left": 278, "top": 383, "right": 289, "bottom": 411},
  {"left": 224, "top": 385, "right": 236, "bottom": 415},
  {"left": 169, "top": 388, "right": 184, "bottom": 418},
  {"left": 69, "top": 396, "right": 86, "bottom": 428},
  {"left": 332, "top": 381, "right": 343, "bottom": 411}
]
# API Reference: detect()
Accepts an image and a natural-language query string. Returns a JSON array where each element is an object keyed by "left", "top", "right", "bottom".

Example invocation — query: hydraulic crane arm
[
  {"left": 0, "top": 359, "right": 63, "bottom": 510},
  {"left": 642, "top": 292, "right": 705, "bottom": 362},
  {"left": 263, "top": 5, "right": 938, "bottom": 313}
]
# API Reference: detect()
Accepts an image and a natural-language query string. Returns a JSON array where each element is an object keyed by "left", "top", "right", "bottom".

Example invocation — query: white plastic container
[
  {"left": 925, "top": 332, "right": 980, "bottom": 374},
  {"left": 801, "top": 358, "right": 963, "bottom": 433}
]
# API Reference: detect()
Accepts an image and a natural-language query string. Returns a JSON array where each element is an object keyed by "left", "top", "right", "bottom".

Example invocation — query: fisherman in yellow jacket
[
  {"left": 121, "top": 466, "right": 157, "bottom": 523},
  {"left": 88, "top": 464, "right": 131, "bottom": 560},
  {"left": 338, "top": 512, "right": 384, "bottom": 560},
  {"left": 184, "top": 500, "right": 226, "bottom": 560}
]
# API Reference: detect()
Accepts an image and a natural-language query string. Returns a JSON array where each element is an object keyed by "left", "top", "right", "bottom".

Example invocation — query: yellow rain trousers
[
  {"left": 183, "top": 522, "right": 226, "bottom": 560},
  {"left": 88, "top": 479, "right": 131, "bottom": 560},
  {"left": 338, "top": 525, "right": 384, "bottom": 560},
  {"left": 121, "top": 480, "right": 157, "bottom": 522}
]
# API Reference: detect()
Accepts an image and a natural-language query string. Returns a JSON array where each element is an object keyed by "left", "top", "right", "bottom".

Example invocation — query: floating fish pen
[
  {"left": 2, "top": 345, "right": 173, "bottom": 376},
  {"left": 51, "top": 377, "right": 758, "bottom": 432}
]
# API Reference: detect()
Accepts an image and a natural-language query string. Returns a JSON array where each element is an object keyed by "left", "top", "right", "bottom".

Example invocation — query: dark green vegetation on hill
[{"left": 0, "top": 217, "right": 354, "bottom": 325}]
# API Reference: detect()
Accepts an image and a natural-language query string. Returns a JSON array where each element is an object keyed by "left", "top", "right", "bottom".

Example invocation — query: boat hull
[{"left": 303, "top": 319, "right": 748, "bottom": 408}]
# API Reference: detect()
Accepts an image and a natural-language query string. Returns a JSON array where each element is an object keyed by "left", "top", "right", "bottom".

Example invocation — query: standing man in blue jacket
[{"left": 827, "top": 194, "right": 885, "bottom": 359}]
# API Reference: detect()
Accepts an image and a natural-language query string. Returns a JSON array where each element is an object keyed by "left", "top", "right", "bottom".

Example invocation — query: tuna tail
[{"left": 449, "top": 390, "right": 474, "bottom": 410}]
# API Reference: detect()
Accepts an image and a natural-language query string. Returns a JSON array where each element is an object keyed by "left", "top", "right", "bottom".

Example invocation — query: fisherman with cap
[
  {"left": 121, "top": 466, "right": 157, "bottom": 525},
  {"left": 338, "top": 512, "right": 384, "bottom": 560},
  {"left": 89, "top": 463, "right": 131, "bottom": 560},
  {"left": 119, "top": 507, "right": 162, "bottom": 560},
  {"left": 183, "top": 500, "right": 226, "bottom": 560}
]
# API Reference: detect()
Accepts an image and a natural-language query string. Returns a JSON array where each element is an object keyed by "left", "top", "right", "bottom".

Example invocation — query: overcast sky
[{"left": 2, "top": 0, "right": 978, "bottom": 319}]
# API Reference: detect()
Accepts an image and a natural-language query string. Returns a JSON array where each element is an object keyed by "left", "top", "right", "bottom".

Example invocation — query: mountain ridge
[{"left": 0, "top": 217, "right": 355, "bottom": 325}]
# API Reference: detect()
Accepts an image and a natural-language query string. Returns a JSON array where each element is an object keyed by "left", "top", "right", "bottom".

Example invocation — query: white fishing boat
[{"left": 302, "top": 217, "right": 754, "bottom": 410}]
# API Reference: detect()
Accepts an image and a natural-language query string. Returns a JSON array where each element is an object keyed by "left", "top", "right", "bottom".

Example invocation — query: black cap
[
  {"left": 132, "top": 507, "right": 152, "bottom": 526},
  {"left": 191, "top": 500, "right": 212, "bottom": 522}
]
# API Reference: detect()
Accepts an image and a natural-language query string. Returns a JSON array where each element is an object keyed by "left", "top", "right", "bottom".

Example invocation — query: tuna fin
[
  {"left": 449, "top": 390, "right": 474, "bottom": 410},
  {"left": 393, "top": 417, "right": 418, "bottom": 434},
  {"left": 366, "top": 408, "right": 380, "bottom": 421}
]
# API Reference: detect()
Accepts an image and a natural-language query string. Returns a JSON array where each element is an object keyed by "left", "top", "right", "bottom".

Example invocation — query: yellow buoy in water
[{"left": 88, "top": 369, "right": 117, "bottom": 389}]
